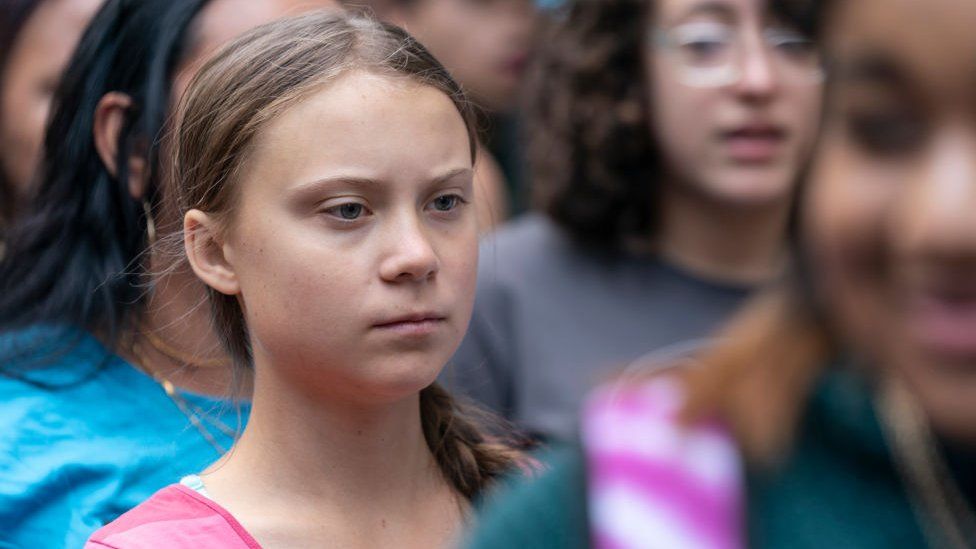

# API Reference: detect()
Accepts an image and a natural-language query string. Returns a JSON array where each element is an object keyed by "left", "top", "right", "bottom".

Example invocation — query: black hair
[
  {"left": 0, "top": 0, "right": 46, "bottom": 231},
  {"left": 0, "top": 0, "right": 210, "bottom": 374}
]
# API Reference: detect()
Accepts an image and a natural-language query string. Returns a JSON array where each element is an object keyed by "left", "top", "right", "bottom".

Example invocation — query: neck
[
  {"left": 202, "top": 364, "right": 462, "bottom": 546},
  {"left": 655, "top": 183, "right": 790, "bottom": 285},
  {"left": 122, "top": 254, "right": 242, "bottom": 397}
]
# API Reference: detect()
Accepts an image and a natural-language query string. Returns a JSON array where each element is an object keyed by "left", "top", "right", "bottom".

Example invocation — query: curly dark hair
[
  {"left": 526, "top": 0, "right": 658, "bottom": 249},
  {"left": 526, "top": 0, "right": 825, "bottom": 250}
]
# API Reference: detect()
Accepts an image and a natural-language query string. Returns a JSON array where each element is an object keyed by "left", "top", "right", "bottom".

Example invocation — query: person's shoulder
[
  {"left": 86, "top": 485, "right": 258, "bottom": 549},
  {"left": 467, "top": 445, "right": 590, "bottom": 549},
  {"left": 581, "top": 376, "right": 745, "bottom": 548},
  {"left": 0, "top": 325, "right": 115, "bottom": 389},
  {"left": 477, "top": 213, "right": 583, "bottom": 288},
  {"left": 582, "top": 374, "right": 738, "bottom": 462},
  {"left": 480, "top": 214, "right": 571, "bottom": 269}
]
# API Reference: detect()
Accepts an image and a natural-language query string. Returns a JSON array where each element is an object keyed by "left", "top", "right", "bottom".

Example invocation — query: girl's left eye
[
  {"left": 324, "top": 202, "right": 369, "bottom": 220},
  {"left": 430, "top": 194, "right": 464, "bottom": 212}
]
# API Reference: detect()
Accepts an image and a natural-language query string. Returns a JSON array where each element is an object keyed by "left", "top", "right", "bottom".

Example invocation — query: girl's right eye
[
  {"left": 323, "top": 202, "right": 370, "bottom": 221},
  {"left": 670, "top": 23, "right": 733, "bottom": 64}
]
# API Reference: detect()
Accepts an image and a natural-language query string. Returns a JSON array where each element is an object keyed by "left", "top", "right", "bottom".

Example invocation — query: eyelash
[{"left": 321, "top": 193, "right": 468, "bottom": 223}]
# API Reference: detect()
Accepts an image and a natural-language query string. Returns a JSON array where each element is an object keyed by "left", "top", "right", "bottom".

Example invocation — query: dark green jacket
[{"left": 467, "top": 370, "right": 975, "bottom": 548}]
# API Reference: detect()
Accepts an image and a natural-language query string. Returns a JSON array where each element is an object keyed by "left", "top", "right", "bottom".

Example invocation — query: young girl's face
[
  {"left": 219, "top": 71, "right": 478, "bottom": 404},
  {"left": 807, "top": 0, "right": 976, "bottom": 441}
]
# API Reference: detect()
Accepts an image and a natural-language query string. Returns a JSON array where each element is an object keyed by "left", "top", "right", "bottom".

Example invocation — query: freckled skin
[{"left": 223, "top": 71, "right": 479, "bottom": 405}]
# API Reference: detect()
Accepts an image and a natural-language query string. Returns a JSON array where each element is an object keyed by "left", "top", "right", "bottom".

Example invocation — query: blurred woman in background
[
  {"left": 467, "top": 0, "right": 976, "bottom": 546},
  {"left": 0, "top": 0, "right": 335, "bottom": 545},
  {"left": 357, "top": 0, "right": 539, "bottom": 228},
  {"left": 0, "top": 0, "right": 103, "bottom": 239},
  {"left": 448, "top": 0, "right": 823, "bottom": 443}
]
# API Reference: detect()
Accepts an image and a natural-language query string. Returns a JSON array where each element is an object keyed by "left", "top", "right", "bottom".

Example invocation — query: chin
[
  {"left": 694, "top": 168, "right": 796, "bottom": 208},
  {"left": 355, "top": 359, "right": 445, "bottom": 403}
]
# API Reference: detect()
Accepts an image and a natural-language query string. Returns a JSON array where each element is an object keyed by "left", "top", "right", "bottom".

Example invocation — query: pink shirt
[
  {"left": 85, "top": 484, "right": 261, "bottom": 548},
  {"left": 582, "top": 377, "right": 744, "bottom": 549}
]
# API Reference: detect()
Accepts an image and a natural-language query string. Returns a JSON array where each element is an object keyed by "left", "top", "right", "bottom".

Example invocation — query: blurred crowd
[{"left": 0, "top": 0, "right": 973, "bottom": 547}]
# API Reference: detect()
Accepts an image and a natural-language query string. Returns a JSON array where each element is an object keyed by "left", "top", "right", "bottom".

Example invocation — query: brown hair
[
  {"left": 679, "top": 286, "right": 832, "bottom": 466},
  {"left": 525, "top": 0, "right": 659, "bottom": 249},
  {"left": 174, "top": 10, "right": 521, "bottom": 500}
]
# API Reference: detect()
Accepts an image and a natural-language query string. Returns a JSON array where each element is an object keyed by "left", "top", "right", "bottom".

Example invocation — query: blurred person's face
[
  {"left": 156, "top": 0, "right": 339, "bottom": 228},
  {"left": 392, "top": 0, "right": 537, "bottom": 113},
  {"left": 0, "top": 0, "right": 102, "bottom": 206},
  {"left": 807, "top": 0, "right": 976, "bottom": 443},
  {"left": 648, "top": 0, "right": 822, "bottom": 207},
  {"left": 172, "top": 0, "right": 340, "bottom": 103}
]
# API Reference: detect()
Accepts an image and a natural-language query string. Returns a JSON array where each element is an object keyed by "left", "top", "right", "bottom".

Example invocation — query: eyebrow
[
  {"left": 288, "top": 167, "right": 474, "bottom": 200},
  {"left": 679, "top": 1, "right": 736, "bottom": 21},
  {"left": 833, "top": 53, "right": 908, "bottom": 87}
]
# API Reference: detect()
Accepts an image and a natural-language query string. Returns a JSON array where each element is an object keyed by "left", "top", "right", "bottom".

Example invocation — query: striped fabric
[{"left": 582, "top": 377, "right": 744, "bottom": 549}]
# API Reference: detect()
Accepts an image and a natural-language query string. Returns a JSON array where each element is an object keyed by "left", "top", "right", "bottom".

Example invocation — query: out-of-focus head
[
  {"left": 178, "top": 13, "right": 479, "bottom": 403},
  {"left": 649, "top": 0, "right": 822, "bottom": 208},
  {"left": 365, "top": 0, "right": 537, "bottom": 113},
  {"left": 804, "top": 0, "right": 976, "bottom": 442},
  {"left": 0, "top": 0, "right": 339, "bottom": 339},
  {"left": 0, "top": 0, "right": 102, "bottom": 227},
  {"left": 529, "top": 0, "right": 822, "bottom": 249}
]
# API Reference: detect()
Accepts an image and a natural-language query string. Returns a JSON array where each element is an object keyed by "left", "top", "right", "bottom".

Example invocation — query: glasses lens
[
  {"left": 670, "top": 22, "right": 735, "bottom": 69},
  {"left": 766, "top": 27, "right": 823, "bottom": 83}
]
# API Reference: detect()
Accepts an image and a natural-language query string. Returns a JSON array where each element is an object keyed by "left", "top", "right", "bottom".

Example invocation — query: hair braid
[{"left": 420, "top": 383, "right": 531, "bottom": 501}]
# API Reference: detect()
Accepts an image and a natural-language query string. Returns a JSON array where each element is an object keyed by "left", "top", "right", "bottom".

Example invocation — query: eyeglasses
[{"left": 652, "top": 22, "right": 824, "bottom": 88}]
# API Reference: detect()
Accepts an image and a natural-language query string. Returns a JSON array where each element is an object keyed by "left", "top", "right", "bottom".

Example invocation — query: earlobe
[
  {"left": 184, "top": 210, "right": 240, "bottom": 296},
  {"left": 93, "top": 92, "right": 148, "bottom": 200}
]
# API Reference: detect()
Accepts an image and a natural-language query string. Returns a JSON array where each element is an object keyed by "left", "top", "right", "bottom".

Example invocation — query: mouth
[
  {"left": 372, "top": 313, "right": 448, "bottom": 337},
  {"left": 719, "top": 123, "right": 788, "bottom": 163},
  {"left": 907, "top": 280, "right": 976, "bottom": 360}
]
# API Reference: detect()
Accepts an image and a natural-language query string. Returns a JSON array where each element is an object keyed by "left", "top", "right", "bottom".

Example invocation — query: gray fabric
[{"left": 443, "top": 213, "right": 754, "bottom": 442}]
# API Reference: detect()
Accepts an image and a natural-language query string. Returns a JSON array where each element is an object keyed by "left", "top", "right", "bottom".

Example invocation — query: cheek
[
  {"left": 0, "top": 71, "right": 49, "bottom": 189},
  {"left": 786, "top": 85, "right": 825, "bottom": 155},
  {"left": 649, "top": 62, "right": 714, "bottom": 166},
  {"left": 805, "top": 138, "right": 896, "bottom": 348},
  {"left": 440, "top": 223, "right": 479, "bottom": 323},
  {"left": 231, "top": 220, "right": 362, "bottom": 359}
]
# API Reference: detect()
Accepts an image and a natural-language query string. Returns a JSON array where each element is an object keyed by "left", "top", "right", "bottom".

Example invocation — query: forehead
[
  {"left": 242, "top": 71, "right": 470, "bottom": 188},
  {"left": 828, "top": 0, "right": 976, "bottom": 102},
  {"left": 655, "top": 0, "right": 767, "bottom": 22}
]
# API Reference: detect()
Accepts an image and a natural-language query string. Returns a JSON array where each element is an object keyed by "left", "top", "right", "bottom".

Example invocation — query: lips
[
  {"left": 907, "top": 283, "right": 976, "bottom": 359},
  {"left": 720, "top": 124, "right": 787, "bottom": 163},
  {"left": 372, "top": 312, "right": 447, "bottom": 337}
]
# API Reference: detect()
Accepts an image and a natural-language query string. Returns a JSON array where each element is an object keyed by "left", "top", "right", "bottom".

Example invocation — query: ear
[
  {"left": 93, "top": 92, "right": 148, "bottom": 200},
  {"left": 184, "top": 209, "right": 240, "bottom": 296}
]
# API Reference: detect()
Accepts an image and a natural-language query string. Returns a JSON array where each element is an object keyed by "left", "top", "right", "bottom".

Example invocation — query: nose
[
  {"left": 732, "top": 34, "right": 779, "bottom": 101},
  {"left": 898, "top": 127, "right": 976, "bottom": 260},
  {"left": 379, "top": 215, "right": 440, "bottom": 283}
]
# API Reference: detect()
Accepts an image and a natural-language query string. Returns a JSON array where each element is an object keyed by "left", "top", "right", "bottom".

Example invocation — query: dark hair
[
  {"left": 0, "top": 0, "right": 210, "bottom": 359},
  {"left": 0, "top": 0, "right": 46, "bottom": 231},
  {"left": 525, "top": 0, "right": 658, "bottom": 249},
  {"left": 176, "top": 11, "right": 523, "bottom": 499},
  {"left": 526, "top": 0, "right": 828, "bottom": 250}
]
